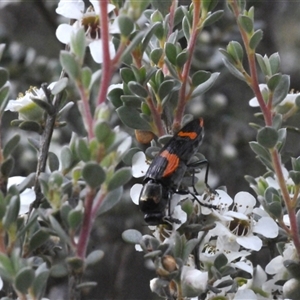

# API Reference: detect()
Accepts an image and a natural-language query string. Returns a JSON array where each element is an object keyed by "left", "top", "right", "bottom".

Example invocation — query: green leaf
[
  {"left": 165, "top": 43, "right": 177, "bottom": 65},
  {"left": 257, "top": 127, "right": 278, "bottom": 149},
  {"left": 86, "top": 250, "right": 105, "bottom": 267},
  {"left": 68, "top": 209, "right": 83, "bottom": 230},
  {"left": 76, "top": 138, "right": 90, "bottom": 162},
  {"left": 202, "top": 0, "right": 218, "bottom": 11},
  {"left": 0, "top": 67, "right": 8, "bottom": 88},
  {"left": 249, "top": 29, "right": 263, "bottom": 50},
  {"left": 116, "top": 106, "right": 151, "bottom": 130},
  {"left": 182, "top": 16, "right": 191, "bottom": 40},
  {"left": 151, "top": 9, "right": 164, "bottom": 23},
  {"left": 0, "top": 192, "right": 6, "bottom": 219},
  {"left": 107, "top": 167, "right": 132, "bottom": 191},
  {"left": 31, "top": 98, "right": 54, "bottom": 115},
  {"left": 272, "top": 114, "right": 282, "bottom": 130},
  {"left": 107, "top": 88, "right": 123, "bottom": 108},
  {"left": 273, "top": 74, "right": 290, "bottom": 106},
  {"left": 176, "top": 50, "right": 188, "bottom": 68},
  {"left": 267, "top": 73, "right": 282, "bottom": 91},
  {"left": 214, "top": 253, "right": 228, "bottom": 270},
  {"left": 269, "top": 53, "right": 280, "bottom": 75},
  {"left": 150, "top": 48, "right": 163, "bottom": 65},
  {"left": 94, "top": 121, "right": 112, "bottom": 143},
  {"left": 227, "top": 41, "right": 244, "bottom": 63},
  {"left": 192, "top": 70, "right": 211, "bottom": 87},
  {"left": 203, "top": 10, "right": 223, "bottom": 27},
  {"left": 249, "top": 141, "right": 271, "bottom": 162},
  {"left": 81, "top": 67, "right": 92, "bottom": 90},
  {"left": 142, "top": 22, "right": 163, "bottom": 52},
  {"left": 50, "top": 263, "right": 68, "bottom": 278},
  {"left": 0, "top": 84, "right": 10, "bottom": 113},
  {"left": 3, "top": 134, "right": 20, "bottom": 159},
  {"left": 51, "top": 78, "right": 68, "bottom": 95},
  {"left": 292, "top": 157, "right": 300, "bottom": 172},
  {"left": 82, "top": 162, "right": 106, "bottom": 189},
  {"left": 18, "top": 121, "right": 42, "bottom": 133},
  {"left": 0, "top": 44, "right": 5, "bottom": 61},
  {"left": 48, "top": 152, "right": 59, "bottom": 172},
  {"left": 128, "top": 82, "right": 148, "bottom": 98},
  {"left": 221, "top": 58, "right": 245, "bottom": 81},
  {"left": 191, "top": 72, "right": 219, "bottom": 98},
  {"left": 1, "top": 157, "right": 15, "bottom": 178},
  {"left": 15, "top": 267, "right": 35, "bottom": 294},
  {"left": 32, "top": 263, "right": 49, "bottom": 299},
  {"left": 158, "top": 80, "right": 175, "bottom": 101},
  {"left": 60, "top": 146, "right": 73, "bottom": 172},
  {"left": 29, "top": 228, "right": 50, "bottom": 252},
  {"left": 256, "top": 53, "right": 269, "bottom": 76},
  {"left": 70, "top": 28, "right": 86, "bottom": 63},
  {"left": 182, "top": 238, "right": 199, "bottom": 263},
  {"left": 121, "top": 95, "right": 143, "bottom": 107},
  {"left": 122, "top": 229, "right": 143, "bottom": 244},
  {"left": 238, "top": 15, "right": 253, "bottom": 34},
  {"left": 118, "top": 15, "right": 134, "bottom": 37},
  {"left": 120, "top": 68, "right": 135, "bottom": 84},
  {"left": 0, "top": 253, "right": 15, "bottom": 280},
  {"left": 151, "top": 0, "right": 172, "bottom": 16},
  {"left": 90, "top": 69, "right": 101, "bottom": 90},
  {"left": 120, "top": 31, "right": 144, "bottom": 61},
  {"left": 98, "top": 186, "right": 122, "bottom": 215},
  {"left": 290, "top": 171, "right": 300, "bottom": 185},
  {"left": 49, "top": 215, "right": 72, "bottom": 247},
  {"left": 60, "top": 51, "right": 80, "bottom": 81}
]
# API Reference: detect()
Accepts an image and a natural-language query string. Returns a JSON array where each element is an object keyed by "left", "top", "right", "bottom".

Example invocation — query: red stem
[
  {"left": 76, "top": 188, "right": 95, "bottom": 258},
  {"left": 174, "top": 1, "right": 201, "bottom": 128},
  {"left": 96, "top": 0, "right": 112, "bottom": 107}
]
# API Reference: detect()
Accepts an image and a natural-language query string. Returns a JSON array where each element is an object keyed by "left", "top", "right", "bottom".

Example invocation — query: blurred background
[{"left": 0, "top": 1, "right": 300, "bottom": 299}]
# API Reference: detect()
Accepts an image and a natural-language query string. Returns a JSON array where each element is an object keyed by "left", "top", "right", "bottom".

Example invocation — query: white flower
[
  {"left": 249, "top": 83, "right": 300, "bottom": 110},
  {"left": 5, "top": 84, "right": 55, "bottom": 122},
  {"left": 55, "top": 0, "right": 117, "bottom": 63},
  {"left": 181, "top": 266, "right": 208, "bottom": 297},
  {"left": 7, "top": 176, "right": 35, "bottom": 215},
  {"left": 131, "top": 151, "right": 149, "bottom": 178},
  {"left": 210, "top": 192, "right": 278, "bottom": 251},
  {"left": 266, "top": 242, "right": 296, "bottom": 277}
]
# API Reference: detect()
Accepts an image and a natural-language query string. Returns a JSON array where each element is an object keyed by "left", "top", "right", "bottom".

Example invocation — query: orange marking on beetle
[
  {"left": 177, "top": 131, "right": 197, "bottom": 139},
  {"left": 160, "top": 150, "right": 180, "bottom": 177}
]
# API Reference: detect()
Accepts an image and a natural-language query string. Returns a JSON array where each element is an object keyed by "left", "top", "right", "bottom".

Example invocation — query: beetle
[{"left": 139, "top": 118, "right": 214, "bottom": 225}]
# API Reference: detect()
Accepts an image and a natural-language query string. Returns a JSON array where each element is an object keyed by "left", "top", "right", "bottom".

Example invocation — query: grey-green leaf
[
  {"left": 86, "top": 250, "right": 105, "bottom": 267},
  {"left": 257, "top": 127, "right": 278, "bottom": 149},
  {"left": 97, "top": 186, "right": 122, "bottom": 215},
  {"left": 3, "top": 134, "right": 20, "bottom": 159},
  {"left": 82, "top": 162, "right": 106, "bottom": 189},
  {"left": 29, "top": 228, "right": 50, "bottom": 252},
  {"left": 51, "top": 78, "right": 68, "bottom": 95},
  {"left": 107, "top": 167, "right": 132, "bottom": 191},
  {"left": 122, "top": 229, "right": 143, "bottom": 244},
  {"left": 60, "top": 51, "right": 80, "bottom": 81},
  {"left": 116, "top": 106, "right": 151, "bottom": 130},
  {"left": 15, "top": 267, "right": 35, "bottom": 294}
]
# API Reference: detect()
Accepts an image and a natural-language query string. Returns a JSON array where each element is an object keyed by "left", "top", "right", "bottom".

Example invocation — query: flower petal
[
  {"left": 130, "top": 183, "right": 142, "bottom": 205},
  {"left": 234, "top": 191, "right": 256, "bottom": 215},
  {"left": 56, "top": 24, "right": 74, "bottom": 44},
  {"left": 89, "top": 40, "right": 116, "bottom": 63},
  {"left": 131, "top": 151, "right": 149, "bottom": 178},
  {"left": 253, "top": 217, "right": 278, "bottom": 238},
  {"left": 56, "top": 0, "right": 84, "bottom": 19},
  {"left": 236, "top": 235, "right": 262, "bottom": 251},
  {"left": 90, "top": 1, "right": 115, "bottom": 15}
]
